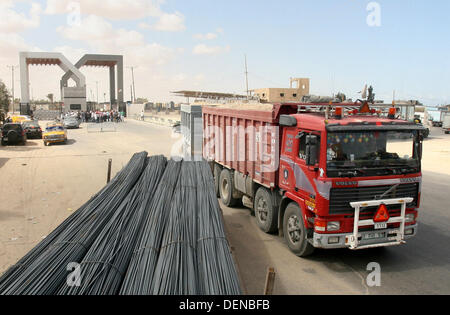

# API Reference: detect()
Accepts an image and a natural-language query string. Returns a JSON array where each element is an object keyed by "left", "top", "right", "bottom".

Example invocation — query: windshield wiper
[
  {"left": 375, "top": 184, "right": 400, "bottom": 200},
  {"left": 335, "top": 168, "right": 366, "bottom": 177}
]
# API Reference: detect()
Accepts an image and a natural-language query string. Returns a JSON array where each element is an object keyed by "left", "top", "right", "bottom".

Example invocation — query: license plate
[
  {"left": 374, "top": 223, "right": 387, "bottom": 230},
  {"left": 363, "top": 232, "right": 386, "bottom": 240}
]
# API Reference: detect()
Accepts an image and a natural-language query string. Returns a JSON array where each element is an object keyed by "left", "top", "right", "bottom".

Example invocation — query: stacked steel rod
[
  {"left": 0, "top": 152, "right": 148, "bottom": 295},
  {"left": 58, "top": 155, "right": 167, "bottom": 295},
  {"left": 119, "top": 160, "right": 182, "bottom": 295},
  {"left": 195, "top": 162, "right": 242, "bottom": 295},
  {"left": 0, "top": 154, "right": 141, "bottom": 293},
  {"left": 150, "top": 162, "right": 199, "bottom": 295},
  {"left": 0, "top": 155, "right": 242, "bottom": 296}
]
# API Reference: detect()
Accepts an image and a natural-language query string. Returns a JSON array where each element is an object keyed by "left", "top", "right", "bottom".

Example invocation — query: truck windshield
[{"left": 326, "top": 130, "right": 420, "bottom": 177}]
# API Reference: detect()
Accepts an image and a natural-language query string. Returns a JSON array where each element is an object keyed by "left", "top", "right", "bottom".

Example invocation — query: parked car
[
  {"left": 63, "top": 117, "right": 80, "bottom": 129},
  {"left": 12, "top": 115, "right": 31, "bottom": 124},
  {"left": 172, "top": 121, "right": 181, "bottom": 134},
  {"left": 1, "top": 123, "right": 27, "bottom": 146},
  {"left": 22, "top": 120, "right": 43, "bottom": 139},
  {"left": 43, "top": 123, "right": 68, "bottom": 146}
]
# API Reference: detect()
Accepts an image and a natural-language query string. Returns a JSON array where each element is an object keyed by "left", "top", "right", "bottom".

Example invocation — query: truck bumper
[{"left": 312, "top": 224, "right": 418, "bottom": 249}]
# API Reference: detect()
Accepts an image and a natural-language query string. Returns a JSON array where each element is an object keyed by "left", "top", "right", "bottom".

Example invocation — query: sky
[{"left": 0, "top": 0, "right": 449, "bottom": 105}]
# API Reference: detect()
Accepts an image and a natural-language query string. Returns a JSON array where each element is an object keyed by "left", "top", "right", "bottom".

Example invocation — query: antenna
[
  {"left": 244, "top": 54, "right": 249, "bottom": 100},
  {"left": 361, "top": 84, "right": 368, "bottom": 99}
]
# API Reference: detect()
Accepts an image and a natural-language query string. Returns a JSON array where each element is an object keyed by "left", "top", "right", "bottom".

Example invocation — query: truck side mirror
[
  {"left": 306, "top": 135, "right": 319, "bottom": 166},
  {"left": 416, "top": 136, "right": 423, "bottom": 161}
]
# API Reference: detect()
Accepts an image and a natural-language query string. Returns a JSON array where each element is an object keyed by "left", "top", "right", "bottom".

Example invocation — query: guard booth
[
  {"left": 20, "top": 103, "right": 31, "bottom": 116},
  {"left": 181, "top": 104, "right": 203, "bottom": 160}
]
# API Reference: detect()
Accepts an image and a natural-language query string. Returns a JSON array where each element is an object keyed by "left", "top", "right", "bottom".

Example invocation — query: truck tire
[
  {"left": 214, "top": 163, "right": 221, "bottom": 197},
  {"left": 254, "top": 187, "right": 278, "bottom": 234},
  {"left": 219, "top": 169, "right": 239, "bottom": 207},
  {"left": 283, "top": 202, "right": 315, "bottom": 257}
]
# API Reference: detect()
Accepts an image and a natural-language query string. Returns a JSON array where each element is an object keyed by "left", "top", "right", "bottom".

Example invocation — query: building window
[
  {"left": 293, "top": 94, "right": 297, "bottom": 97},
  {"left": 280, "top": 93, "right": 285, "bottom": 97}
]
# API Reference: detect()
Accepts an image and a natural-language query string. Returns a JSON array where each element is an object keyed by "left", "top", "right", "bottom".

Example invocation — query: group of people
[{"left": 61, "top": 110, "right": 125, "bottom": 123}]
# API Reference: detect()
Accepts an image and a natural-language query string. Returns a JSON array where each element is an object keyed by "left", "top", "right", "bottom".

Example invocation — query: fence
[{"left": 86, "top": 122, "right": 117, "bottom": 133}]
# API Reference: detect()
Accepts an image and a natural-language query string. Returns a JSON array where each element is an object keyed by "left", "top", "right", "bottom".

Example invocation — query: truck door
[
  {"left": 280, "top": 129, "right": 320, "bottom": 200},
  {"left": 293, "top": 131, "right": 319, "bottom": 201}
]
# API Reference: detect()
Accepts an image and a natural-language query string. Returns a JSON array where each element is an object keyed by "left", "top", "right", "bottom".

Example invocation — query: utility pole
[
  {"left": 7, "top": 65, "right": 18, "bottom": 113},
  {"left": 130, "top": 85, "right": 133, "bottom": 103},
  {"left": 244, "top": 55, "right": 249, "bottom": 100},
  {"left": 96, "top": 81, "right": 99, "bottom": 106},
  {"left": 127, "top": 66, "right": 137, "bottom": 103}
]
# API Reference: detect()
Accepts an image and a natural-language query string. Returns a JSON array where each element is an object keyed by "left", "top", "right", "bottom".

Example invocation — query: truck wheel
[
  {"left": 219, "top": 169, "right": 239, "bottom": 207},
  {"left": 283, "top": 203, "right": 315, "bottom": 257},
  {"left": 214, "top": 164, "right": 221, "bottom": 198},
  {"left": 254, "top": 187, "right": 278, "bottom": 234}
]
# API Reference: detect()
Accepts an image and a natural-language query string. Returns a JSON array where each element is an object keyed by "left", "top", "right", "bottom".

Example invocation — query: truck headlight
[
  {"left": 405, "top": 213, "right": 416, "bottom": 223},
  {"left": 327, "top": 221, "right": 340, "bottom": 232}
]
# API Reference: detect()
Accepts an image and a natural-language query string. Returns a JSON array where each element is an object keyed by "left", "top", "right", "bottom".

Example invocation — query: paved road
[{"left": 223, "top": 128, "right": 450, "bottom": 295}]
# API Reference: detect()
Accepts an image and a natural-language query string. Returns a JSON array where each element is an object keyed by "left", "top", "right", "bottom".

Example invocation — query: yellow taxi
[
  {"left": 12, "top": 115, "right": 31, "bottom": 123},
  {"left": 43, "top": 123, "right": 68, "bottom": 146}
]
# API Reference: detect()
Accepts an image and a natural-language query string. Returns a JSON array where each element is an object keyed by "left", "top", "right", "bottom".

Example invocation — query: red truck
[{"left": 203, "top": 102, "right": 425, "bottom": 256}]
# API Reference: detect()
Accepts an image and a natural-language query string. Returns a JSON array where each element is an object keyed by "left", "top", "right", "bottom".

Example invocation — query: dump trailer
[{"left": 203, "top": 102, "right": 426, "bottom": 256}]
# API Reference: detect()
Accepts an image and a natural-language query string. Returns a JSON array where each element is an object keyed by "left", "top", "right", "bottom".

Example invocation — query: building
[{"left": 251, "top": 78, "right": 310, "bottom": 103}]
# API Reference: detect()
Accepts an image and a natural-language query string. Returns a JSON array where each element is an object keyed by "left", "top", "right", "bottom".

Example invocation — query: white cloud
[
  {"left": 0, "top": 33, "right": 38, "bottom": 61},
  {"left": 57, "top": 15, "right": 114, "bottom": 41},
  {"left": 0, "top": 2, "right": 42, "bottom": 33},
  {"left": 57, "top": 15, "right": 176, "bottom": 67},
  {"left": 152, "top": 12, "right": 185, "bottom": 32},
  {"left": 45, "top": 0, "right": 163, "bottom": 20},
  {"left": 193, "top": 44, "right": 230, "bottom": 55},
  {"left": 193, "top": 32, "right": 218, "bottom": 41}
]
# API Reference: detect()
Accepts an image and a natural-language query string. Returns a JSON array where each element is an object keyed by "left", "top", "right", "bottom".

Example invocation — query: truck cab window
[{"left": 298, "top": 133, "right": 307, "bottom": 160}]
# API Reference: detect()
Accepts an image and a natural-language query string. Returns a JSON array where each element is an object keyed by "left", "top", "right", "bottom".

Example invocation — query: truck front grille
[{"left": 329, "top": 183, "right": 419, "bottom": 215}]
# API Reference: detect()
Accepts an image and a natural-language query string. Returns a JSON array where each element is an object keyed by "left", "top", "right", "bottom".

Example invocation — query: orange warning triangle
[{"left": 374, "top": 204, "right": 390, "bottom": 222}]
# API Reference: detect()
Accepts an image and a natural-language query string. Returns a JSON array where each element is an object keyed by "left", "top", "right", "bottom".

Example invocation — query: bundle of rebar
[
  {"left": 119, "top": 160, "right": 182, "bottom": 295},
  {"left": 58, "top": 155, "right": 167, "bottom": 295},
  {"left": 0, "top": 152, "right": 148, "bottom": 295},
  {"left": 195, "top": 162, "right": 242, "bottom": 295},
  {"left": 150, "top": 162, "right": 199, "bottom": 295}
]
